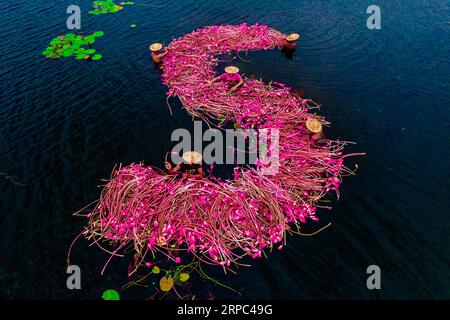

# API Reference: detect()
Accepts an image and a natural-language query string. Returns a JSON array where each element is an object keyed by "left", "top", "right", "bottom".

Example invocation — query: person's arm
[
  {"left": 230, "top": 79, "right": 244, "bottom": 92},
  {"left": 172, "top": 162, "right": 182, "bottom": 173},
  {"left": 310, "top": 132, "right": 324, "bottom": 144},
  {"left": 156, "top": 51, "right": 168, "bottom": 60},
  {"left": 278, "top": 40, "right": 288, "bottom": 49},
  {"left": 209, "top": 76, "right": 221, "bottom": 84},
  {"left": 158, "top": 48, "right": 169, "bottom": 59},
  {"left": 165, "top": 162, "right": 182, "bottom": 174}
]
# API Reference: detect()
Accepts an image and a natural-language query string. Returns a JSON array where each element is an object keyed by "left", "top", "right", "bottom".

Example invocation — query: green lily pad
[
  {"left": 152, "top": 266, "right": 160, "bottom": 274},
  {"left": 130, "top": 24, "right": 137, "bottom": 28},
  {"left": 102, "top": 289, "right": 120, "bottom": 300},
  {"left": 60, "top": 50, "right": 73, "bottom": 57},
  {"left": 92, "top": 54, "right": 102, "bottom": 60},
  {"left": 65, "top": 34, "right": 76, "bottom": 41},
  {"left": 179, "top": 273, "right": 190, "bottom": 282},
  {"left": 84, "top": 49, "right": 96, "bottom": 55},
  {"left": 50, "top": 39, "right": 61, "bottom": 45},
  {"left": 85, "top": 36, "right": 96, "bottom": 44},
  {"left": 93, "top": 31, "right": 104, "bottom": 38}
]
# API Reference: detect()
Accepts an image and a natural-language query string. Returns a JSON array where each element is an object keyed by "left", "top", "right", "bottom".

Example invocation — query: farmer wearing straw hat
[
  {"left": 165, "top": 151, "right": 204, "bottom": 180},
  {"left": 305, "top": 118, "right": 324, "bottom": 144},
  {"left": 149, "top": 42, "right": 168, "bottom": 69},
  {"left": 283, "top": 33, "right": 300, "bottom": 51},
  {"left": 209, "top": 66, "right": 244, "bottom": 93}
]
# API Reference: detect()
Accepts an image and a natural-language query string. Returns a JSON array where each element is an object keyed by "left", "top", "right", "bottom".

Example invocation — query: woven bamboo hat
[
  {"left": 182, "top": 151, "right": 202, "bottom": 164},
  {"left": 225, "top": 66, "right": 239, "bottom": 74},
  {"left": 306, "top": 118, "right": 322, "bottom": 133},
  {"left": 149, "top": 43, "right": 163, "bottom": 52},
  {"left": 286, "top": 33, "right": 300, "bottom": 41}
]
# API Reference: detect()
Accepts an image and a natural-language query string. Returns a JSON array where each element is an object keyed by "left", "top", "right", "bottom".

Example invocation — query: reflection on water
[{"left": 0, "top": 0, "right": 449, "bottom": 299}]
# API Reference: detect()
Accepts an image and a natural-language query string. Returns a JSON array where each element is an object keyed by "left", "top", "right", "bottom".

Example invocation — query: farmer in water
[
  {"left": 283, "top": 33, "right": 300, "bottom": 50},
  {"left": 305, "top": 118, "right": 324, "bottom": 144},
  {"left": 209, "top": 66, "right": 244, "bottom": 93},
  {"left": 281, "top": 33, "right": 300, "bottom": 59},
  {"left": 149, "top": 42, "right": 168, "bottom": 70},
  {"left": 165, "top": 151, "right": 204, "bottom": 180}
]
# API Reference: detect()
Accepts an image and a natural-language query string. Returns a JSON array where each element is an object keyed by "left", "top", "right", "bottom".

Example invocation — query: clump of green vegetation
[
  {"left": 42, "top": 32, "right": 104, "bottom": 61},
  {"left": 102, "top": 289, "right": 120, "bottom": 300},
  {"left": 89, "top": 1, "right": 135, "bottom": 15}
]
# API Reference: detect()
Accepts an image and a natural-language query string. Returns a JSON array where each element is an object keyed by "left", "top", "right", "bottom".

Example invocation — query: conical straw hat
[
  {"left": 149, "top": 43, "right": 163, "bottom": 52},
  {"left": 225, "top": 66, "right": 239, "bottom": 74},
  {"left": 305, "top": 118, "right": 322, "bottom": 133},
  {"left": 286, "top": 33, "right": 300, "bottom": 41},
  {"left": 182, "top": 151, "right": 202, "bottom": 164}
]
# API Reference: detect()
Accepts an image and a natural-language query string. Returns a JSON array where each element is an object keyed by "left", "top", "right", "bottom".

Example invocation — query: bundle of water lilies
[
  {"left": 42, "top": 32, "right": 104, "bottom": 60},
  {"left": 89, "top": 0, "right": 134, "bottom": 15},
  {"left": 80, "top": 24, "right": 362, "bottom": 276}
]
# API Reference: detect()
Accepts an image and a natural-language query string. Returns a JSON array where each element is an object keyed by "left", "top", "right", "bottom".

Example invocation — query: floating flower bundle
[
  {"left": 80, "top": 24, "right": 362, "bottom": 274},
  {"left": 42, "top": 32, "right": 104, "bottom": 60}
]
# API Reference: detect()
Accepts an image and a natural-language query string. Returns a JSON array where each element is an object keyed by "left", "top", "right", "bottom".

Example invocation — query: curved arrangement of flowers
[{"left": 81, "top": 24, "right": 361, "bottom": 273}]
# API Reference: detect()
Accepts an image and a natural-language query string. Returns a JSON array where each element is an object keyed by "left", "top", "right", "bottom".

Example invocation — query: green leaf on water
[
  {"left": 92, "top": 54, "right": 102, "bottom": 61},
  {"left": 65, "top": 33, "right": 76, "bottom": 41},
  {"left": 61, "top": 50, "right": 73, "bottom": 57},
  {"left": 179, "top": 273, "right": 190, "bottom": 282},
  {"left": 152, "top": 266, "right": 160, "bottom": 274},
  {"left": 85, "top": 49, "right": 96, "bottom": 55},
  {"left": 93, "top": 31, "right": 104, "bottom": 38},
  {"left": 50, "top": 39, "right": 61, "bottom": 45},
  {"left": 102, "top": 289, "right": 120, "bottom": 300},
  {"left": 85, "top": 36, "right": 96, "bottom": 44}
]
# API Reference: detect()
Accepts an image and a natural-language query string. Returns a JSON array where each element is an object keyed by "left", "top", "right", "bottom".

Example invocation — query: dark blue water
[{"left": 1, "top": 0, "right": 449, "bottom": 299}]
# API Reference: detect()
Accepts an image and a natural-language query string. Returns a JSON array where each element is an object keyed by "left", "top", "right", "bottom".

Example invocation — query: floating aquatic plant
[
  {"left": 42, "top": 32, "right": 104, "bottom": 61},
  {"left": 116, "top": 258, "right": 235, "bottom": 300},
  {"left": 159, "top": 276, "right": 174, "bottom": 292},
  {"left": 89, "top": 0, "right": 135, "bottom": 15},
  {"left": 102, "top": 289, "right": 120, "bottom": 300}
]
